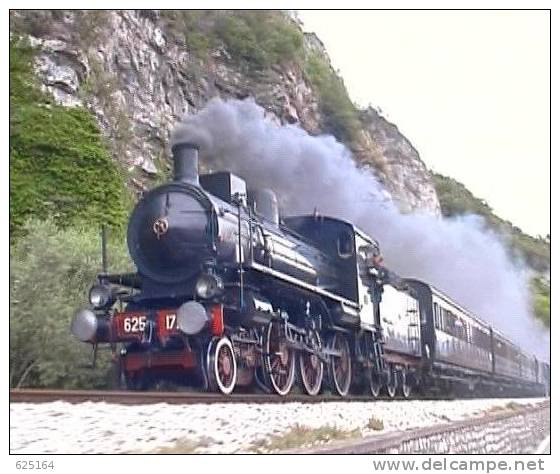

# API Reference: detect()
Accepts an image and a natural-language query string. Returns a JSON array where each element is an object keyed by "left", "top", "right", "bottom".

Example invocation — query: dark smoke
[{"left": 171, "top": 98, "right": 549, "bottom": 359}]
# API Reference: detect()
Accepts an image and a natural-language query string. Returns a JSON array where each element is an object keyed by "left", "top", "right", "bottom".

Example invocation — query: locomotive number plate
[
  {"left": 157, "top": 310, "right": 179, "bottom": 337},
  {"left": 122, "top": 316, "right": 147, "bottom": 333},
  {"left": 114, "top": 312, "right": 148, "bottom": 339}
]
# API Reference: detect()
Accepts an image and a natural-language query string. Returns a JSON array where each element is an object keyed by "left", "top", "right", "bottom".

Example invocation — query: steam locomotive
[{"left": 71, "top": 143, "right": 550, "bottom": 397}]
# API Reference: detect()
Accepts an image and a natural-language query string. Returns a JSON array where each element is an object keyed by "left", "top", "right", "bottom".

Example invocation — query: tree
[{"left": 10, "top": 219, "right": 132, "bottom": 388}]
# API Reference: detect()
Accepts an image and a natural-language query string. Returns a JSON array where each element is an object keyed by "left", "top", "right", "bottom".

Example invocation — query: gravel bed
[{"left": 10, "top": 397, "right": 544, "bottom": 454}]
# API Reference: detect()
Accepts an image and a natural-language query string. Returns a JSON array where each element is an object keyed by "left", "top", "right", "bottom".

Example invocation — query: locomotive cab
[{"left": 282, "top": 215, "right": 381, "bottom": 328}]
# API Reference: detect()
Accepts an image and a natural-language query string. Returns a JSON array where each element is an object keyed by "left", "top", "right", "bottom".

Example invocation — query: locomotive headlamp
[
  {"left": 89, "top": 284, "right": 112, "bottom": 309},
  {"left": 71, "top": 308, "right": 98, "bottom": 342},
  {"left": 195, "top": 273, "right": 224, "bottom": 299},
  {"left": 177, "top": 301, "right": 209, "bottom": 335}
]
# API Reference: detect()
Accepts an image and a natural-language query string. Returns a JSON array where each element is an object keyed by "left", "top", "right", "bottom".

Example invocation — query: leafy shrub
[
  {"left": 304, "top": 53, "right": 362, "bottom": 143},
  {"left": 162, "top": 10, "right": 304, "bottom": 68},
  {"left": 72, "top": 11, "right": 109, "bottom": 49},
  {"left": 10, "top": 11, "right": 108, "bottom": 47},
  {"left": 9, "top": 10, "right": 61, "bottom": 37},
  {"left": 431, "top": 172, "right": 495, "bottom": 220},
  {"left": 10, "top": 38, "right": 128, "bottom": 238},
  {"left": 531, "top": 277, "right": 550, "bottom": 328},
  {"left": 216, "top": 11, "right": 304, "bottom": 69},
  {"left": 161, "top": 10, "right": 216, "bottom": 56},
  {"left": 10, "top": 219, "right": 133, "bottom": 388}
]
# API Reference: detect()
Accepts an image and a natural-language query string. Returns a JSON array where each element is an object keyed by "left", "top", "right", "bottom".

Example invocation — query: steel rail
[{"left": 9, "top": 388, "right": 455, "bottom": 405}]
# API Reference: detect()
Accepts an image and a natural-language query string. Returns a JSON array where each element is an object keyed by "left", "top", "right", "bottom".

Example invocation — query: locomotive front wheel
[
  {"left": 207, "top": 336, "right": 237, "bottom": 395},
  {"left": 328, "top": 333, "right": 352, "bottom": 397},
  {"left": 299, "top": 330, "right": 324, "bottom": 396},
  {"left": 264, "top": 322, "right": 296, "bottom": 396}
]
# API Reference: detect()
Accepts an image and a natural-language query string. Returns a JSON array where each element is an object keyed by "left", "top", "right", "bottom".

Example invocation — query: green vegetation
[
  {"left": 10, "top": 219, "right": 132, "bottom": 388},
  {"left": 431, "top": 172, "right": 550, "bottom": 272},
  {"left": 432, "top": 172, "right": 550, "bottom": 328},
  {"left": 149, "top": 436, "right": 215, "bottom": 454},
  {"left": 162, "top": 11, "right": 304, "bottom": 69},
  {"left": 504, "top": 401, "right": 523, "bottom": 411},
  {"left": 304, "top": 53, "right": 362, "bottom": 143},
  {"left": 10, "top": 39, "right": 133, "bottom": 388},
  {"left": 80, "top": 54, "right": 134, "bottom": 161},
  {"left": 365, "top": 416, "right": 384, "bottom": 431},
  {"left": 161, "top": 10, "right": 217, "bottom": 57},
  {"left": 488, "top": 401, "right": 524, "bottom": 413},
  {"left": 216, "top": 11, "right": 304, "bottom": 69},
  {"left": 10, "top": 38, "right": 128, "bottom": 238},
  {"left": 250, "top": 424, "right": 361, "bottom": 452},
  {"left": 531, "top": 276, "right": 550, "bottom": 328},
  {"left": 10, "top": 11, "right": 108, "bottom": 47},
  {"left": 432, "top": 172, "right": 496, "bottom": 222}
]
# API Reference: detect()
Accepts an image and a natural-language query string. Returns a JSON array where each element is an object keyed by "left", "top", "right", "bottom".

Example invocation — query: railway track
[{"left": 10, "top": 388, "right": 455, "bottom": 405}]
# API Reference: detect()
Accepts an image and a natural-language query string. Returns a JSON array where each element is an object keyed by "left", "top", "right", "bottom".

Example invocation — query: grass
[
  {"left": 151, "top": 436, "right": 214, "bottom": 454},
  {"left": 487, "top": 402, "right": 523, "bottom": 414},
  {"left": 504, "top": 401, "right": 523, "bottom": 411},
  {"left": 249, "top": 424, "right": 361, "bottom": 453},
  {"left": 365, "top": 416, "right": 384, "bottom": 431}
]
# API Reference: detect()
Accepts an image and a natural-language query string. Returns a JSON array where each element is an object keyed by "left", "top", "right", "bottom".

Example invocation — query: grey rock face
[
  {"left": 17, "top": 10, "right": 440, "bottom": 214},
  {"left": 362, "top": 107, "right": 441, "bottom": 214}
]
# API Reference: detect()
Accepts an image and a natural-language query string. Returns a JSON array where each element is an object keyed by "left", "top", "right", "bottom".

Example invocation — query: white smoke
[{"left": 171, "top": 98, "right": 549, "bottom": 360}]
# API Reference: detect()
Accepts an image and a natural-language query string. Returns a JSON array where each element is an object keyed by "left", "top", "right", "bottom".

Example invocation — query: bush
[
  {"left": 531, "top": 277, "right": 550, "bottom": 328},
  {"left": 10, "top": 219, "right": 133, "bottom": 388},
  {"left": 10, "top": 38, "right": 128, "bottom": 238},
  {"left": 216, "top": 11, "right": 304, "bottom": 69},
  {"left": 161, "top": 10, "right": 216, "bottom": 56},
  {"left": 162, "top": 10, "right": 304, "bottom": 68},
  {"left": 304, "top": 54, "right": 362, "bottom": 143},
  {"left": 431, "top": 172, "right": 494, "bottom": 219}
]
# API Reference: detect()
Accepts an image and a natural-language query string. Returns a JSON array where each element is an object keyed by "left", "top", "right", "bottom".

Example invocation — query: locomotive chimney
[{"left": 172, "top": 143, "right": 199, "bottom": 185}]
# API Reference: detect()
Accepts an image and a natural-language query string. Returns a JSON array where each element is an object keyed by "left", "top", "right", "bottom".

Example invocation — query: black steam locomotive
[{"left": 71, "top": 143, "right": 550, "bottom": 397}]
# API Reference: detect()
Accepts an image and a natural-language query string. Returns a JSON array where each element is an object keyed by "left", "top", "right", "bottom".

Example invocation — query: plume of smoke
[{"left": 171, "top": 98, "right": 549, "bottom": 359}]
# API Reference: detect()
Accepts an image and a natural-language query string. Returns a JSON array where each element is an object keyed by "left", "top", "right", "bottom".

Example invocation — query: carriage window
[
  {"left": 446, "top": 311, "right": 458, "bottom": 337},
  {"left": 454, "top": 317, "right": 465, "bottom": 340},
  {"left": 337, "top": 231, "right": 354, "bottom": 258}
]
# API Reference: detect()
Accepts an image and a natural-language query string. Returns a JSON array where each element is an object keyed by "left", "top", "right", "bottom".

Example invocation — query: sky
[{"left": 297, "top": 10, "right": 550, "bottom": 238}]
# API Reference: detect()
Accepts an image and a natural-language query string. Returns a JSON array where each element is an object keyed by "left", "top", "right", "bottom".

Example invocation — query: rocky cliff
[{"left": 10, "top": 10, "right": 440, "bottom": 214}]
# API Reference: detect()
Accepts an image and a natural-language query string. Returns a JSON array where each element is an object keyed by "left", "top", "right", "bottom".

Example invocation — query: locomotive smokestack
[{"left": 172, "top": 143, "right": 199, "bottom": 185}]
